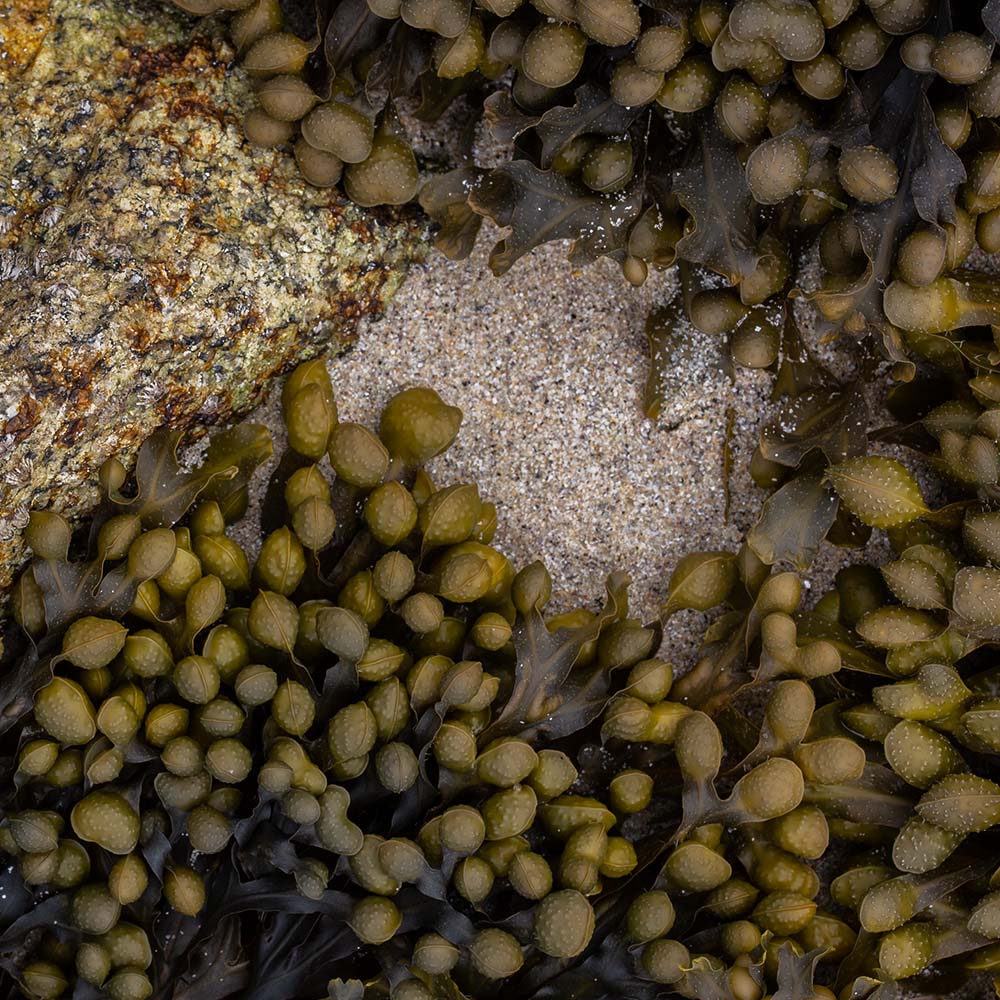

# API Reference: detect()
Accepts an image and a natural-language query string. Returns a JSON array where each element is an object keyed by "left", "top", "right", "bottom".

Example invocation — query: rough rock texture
[{"left": 0, "top": 0, "right": 423, "bottom": 593}]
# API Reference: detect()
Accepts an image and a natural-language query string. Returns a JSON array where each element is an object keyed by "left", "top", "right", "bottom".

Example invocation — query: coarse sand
[{"left": 241, "top": 231, "right": 890, "bottom": 667}]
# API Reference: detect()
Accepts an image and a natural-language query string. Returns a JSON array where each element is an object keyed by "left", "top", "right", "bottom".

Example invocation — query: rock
[{"left": 0, "top": 0, "right": 424, "bottom": 593}]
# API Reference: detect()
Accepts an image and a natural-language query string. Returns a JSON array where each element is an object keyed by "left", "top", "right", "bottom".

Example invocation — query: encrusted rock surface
[{"left": 0, "top": 0, "right": 423, "bottom": 593}]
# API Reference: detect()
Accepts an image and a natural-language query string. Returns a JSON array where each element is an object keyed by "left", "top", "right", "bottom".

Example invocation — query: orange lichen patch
[
  {"left": 166, "top": 94, "right": 230, "bottom": 127},
  {"left": 1, "top": 395, "right": 42, "bottom": 443},
  {"left": 122, "top": 325, "right": 152, "bottom": 354},
  {"left": 125, "top": 40, "right": 200, "bottom": 86},
  {"left": 58, "top": 415, "right": 89, "bottom": 447},
  {"left": 29, "top": 348, "right": 98, "bottom": 394},
  {"left": 230, "top": 307, "right": 265, "bottom": 339},
  {"left": 161, "top": 385, "right": 202, "bottom": 426},
  {"left": 147, "top": 262, "right": 195, "bottom": 300},
  {"left": 0, "top": 0, "right": 51, "bottom": 84}
]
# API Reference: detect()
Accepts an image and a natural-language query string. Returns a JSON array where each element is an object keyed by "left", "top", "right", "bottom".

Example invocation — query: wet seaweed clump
[
  {"left": 0, "top": 354, "right": 908, "bottom": 998},
  {"left": 652, "top": 295, "right": 1000, "bottom": 998},
  {"left": 0, "top": 360, "right": 802, "bottom": 1000},
  {"left": 166, "top": 0, "right": 1000, "bottom": 372},
  {"left": 11, "top": 354, "right": 1000, "bottom": 999}
]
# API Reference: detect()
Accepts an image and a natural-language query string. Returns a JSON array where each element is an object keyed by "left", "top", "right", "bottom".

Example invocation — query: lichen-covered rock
[{"left": 0, "top": 0, "right": 424, "bottom": 593}]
